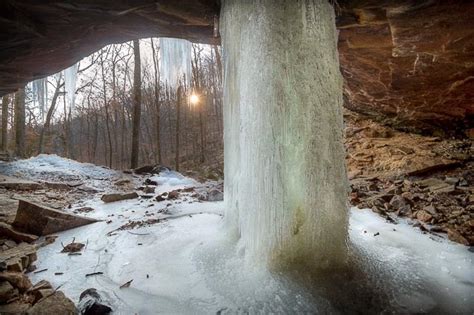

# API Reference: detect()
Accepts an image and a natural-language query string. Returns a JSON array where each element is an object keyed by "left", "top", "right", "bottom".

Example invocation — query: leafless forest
[{"left": 0, "top": 39, "right": 224, "bottom": 177}]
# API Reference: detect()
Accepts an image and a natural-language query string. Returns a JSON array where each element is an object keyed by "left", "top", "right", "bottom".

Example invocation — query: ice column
[
  {"left": 221, "top": 0, "right": 349, "bottom": 269},
  {"left": 159, "top": 38, "right": 192, "bottom": 87}
]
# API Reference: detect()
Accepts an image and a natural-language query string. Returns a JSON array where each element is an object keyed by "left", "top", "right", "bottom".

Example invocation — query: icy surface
[
  {"left": 159, "top": 38, "right": 191, "bottom": 87},
  {"left": 30, "top": 197, "right": 473, "bottom": 314},
  {"left": 0, "top": 154, "right": 116, "bottom": 187},
  {"left": 221, "top": 0, "right": 348, "bottom": 267}
]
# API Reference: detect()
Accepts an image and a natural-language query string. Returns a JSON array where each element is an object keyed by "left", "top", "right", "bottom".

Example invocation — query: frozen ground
[
  {"left": 0, "top": 154, "right": 117, "bottom": 189},
  {"left": 4, "top": 155, "right": 470, "bottom": 314}
]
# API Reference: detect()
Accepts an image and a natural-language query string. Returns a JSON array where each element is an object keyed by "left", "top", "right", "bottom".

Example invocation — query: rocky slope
[{"left": 345, "top": 110, "right": 473, "bottom": 245}]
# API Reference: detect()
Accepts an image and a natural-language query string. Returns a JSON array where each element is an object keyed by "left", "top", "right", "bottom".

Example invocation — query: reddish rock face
[
  {"left": 337, "top": 0, "right": 474, "bottom": 135},
  {"left": 0, "top": 1, "right": 472, "bottom": 135}
]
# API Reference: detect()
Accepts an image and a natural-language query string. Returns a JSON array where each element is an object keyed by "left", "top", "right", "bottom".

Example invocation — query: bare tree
[
  {"left": 14, "top": 87, "right": 26, "bottom": 157},
  {"left": 175, "top": 85, "right": 182, "bottom": 171},
  {"left": 150, "top": 38, "right": 162, "bottom": 164},
  {"left": 130, "top": 39, "right": 142, "bottom": 169},
  {"left": 1, "top": 95, "right": 9, "bottom": 151},
  {"left": 38, "top": 77, "right": 64, "bottom": 154}
]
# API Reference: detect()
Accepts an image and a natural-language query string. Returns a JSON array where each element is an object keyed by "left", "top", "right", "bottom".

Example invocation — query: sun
[{"left": 190, "top": 93, "right": 199, "bottom": 105}]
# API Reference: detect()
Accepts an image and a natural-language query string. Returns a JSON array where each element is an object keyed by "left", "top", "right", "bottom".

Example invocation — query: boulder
[
  {"left": 26, "top": 291, "right": 76, "bottom": 315},
  {"left": 78, "top": 288, "right": 112, "bottom": 315},
  {"left": 12, "top": 199, "right": 98, "bottom": 236},
  {"left": 101, "top": 192, "right": 138, "bottom": 203},
  {"left": 0, "top": 281, "right": 18, "bottom": 304},
  {"left": 0, "top": 271, "right": 32, "bottom": 293},
  {"left": 0, "top": 243, "right": 37, "bottom": 272}
]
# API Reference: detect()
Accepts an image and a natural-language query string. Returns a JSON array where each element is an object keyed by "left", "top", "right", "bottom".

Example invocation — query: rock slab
[{"left": 12, "top": 199, "right": 98, "bottom": 236}]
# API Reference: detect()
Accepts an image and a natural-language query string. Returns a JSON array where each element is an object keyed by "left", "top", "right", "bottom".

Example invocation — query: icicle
[
  {"left": 32, "top": 78, "right": 47, "bottom": 121},
  {"left": 64, "top": 63, "right": 78, "bottom": 113},
  {"left": 159, "top": 38, "right": 191, "bottom": 87}
]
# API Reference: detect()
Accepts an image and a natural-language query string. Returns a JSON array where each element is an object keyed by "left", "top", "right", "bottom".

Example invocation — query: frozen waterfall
[
  {"left": 159, "top": 38, "right": 192, "bottom": 87},
  {"left": 221, "top": 0, "right": 349, "bottom": 269}
]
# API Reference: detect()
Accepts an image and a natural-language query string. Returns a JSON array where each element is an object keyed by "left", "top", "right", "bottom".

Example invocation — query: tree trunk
[
  {"left": 1, "top": 95, "right": 9, "bottom": 151},
  {"left": 175, "top": 86, "right": 182, "bottom": 171},
  {"left": 150, "top": 38, "right": 162, "bottom": 164},
  {"left": 14, "top": 87, "right": 26, "bottom": 157},
  {"left": 130, "top": 39, "right": 142, "bottom": 169}
]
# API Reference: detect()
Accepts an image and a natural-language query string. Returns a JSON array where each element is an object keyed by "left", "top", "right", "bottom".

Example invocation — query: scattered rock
[
  {"left": 167, "top": 190, "right": 179, "bottom": 200},
  {"left": 0, "top": 243, "right": 37, "bottom": 272},
  {"left": 134, "top": 165, "right": 169, "bottom": 175},
  {"left": 73, "top": 207, "right": 94, "bottom": 214},
  {"left": 447, "top": 229, "right": 469, "bottom": 246},
  {"left": 415, "top": 210, "right": 432, "bottom": 223},
  {"left": 143, "top": 186, "right": 155, "bottom": 194},
  {"left": 0, "top": 271, "right": 32, "bottom": 293},
  {"left": 114, "top": 179, "right": 131, "bottom": 186},
  {"left": 144, "top": 178, "right": 158, "bottom": 186},
  {"left": 78, "top": 288, "right": 112, "bottom": 315},
  {"left": 207, "top": 189, "right": 223, "bottom": 202},
  {"left": 12, "top": 199, "right": 98, "bottom": 236},
  {"left": 61, "top": 238, "right": 85, "bottom": 253},
  {"left": 101, "top": 192, "right": 138, "bottom": 203}
]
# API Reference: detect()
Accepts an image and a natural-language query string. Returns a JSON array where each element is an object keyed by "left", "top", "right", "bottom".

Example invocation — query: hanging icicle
[
  {"left": 159, "top": 38, "right": 191, "bottom": 87},
  {"left": 32, "top": 78, "right": 47, "bottom": 121},
  {"left": 64, "top": 63, "right": 78, "bottom": 113}
]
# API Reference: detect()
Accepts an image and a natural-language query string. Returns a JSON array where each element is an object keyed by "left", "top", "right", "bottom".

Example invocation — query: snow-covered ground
[
  {"left": 0, "top": 154, "right": 118, "bottom": 189},
  {"left": 3, "top": 155, "right": 470, "bottom": 314}
]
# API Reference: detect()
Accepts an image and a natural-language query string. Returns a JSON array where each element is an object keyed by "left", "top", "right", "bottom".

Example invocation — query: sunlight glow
[{"left": 190, "top": 93, "right": 199, "bottom": 105}]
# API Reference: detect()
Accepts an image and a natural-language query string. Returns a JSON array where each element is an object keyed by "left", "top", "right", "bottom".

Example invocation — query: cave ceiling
[{"left": 0, "top": 0, "right": 472, "bottom": 134}]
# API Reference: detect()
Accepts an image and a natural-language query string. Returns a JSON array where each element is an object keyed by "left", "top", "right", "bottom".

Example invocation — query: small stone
[
  {"left": 444, "top": 177, "right": 459, "bottom": 185},
  {"left": 416, "top": 210, "right": 432, "bottom": 223},
  {"left": 423, "top": 205, "right": 437, "bottom": 215},
  {"left": 143, "top": 186, "right": 155, "bottom": 194},
  {"left": 101, "top": 192, "right": 138, "bottom": 203},
  {"left": 144, "top": 178, "right": 158, "bottom": 186},
  {"left": 4, "top": 240, "right": 17, "bottom": 248},
  {"left": 167, "top": 190, "right": 179, "bottom": 200},
  {"left": 447, "top": 229, "right": 469, "bottom": 246},
  {"left": 208, "top": 189, "right": 223, "bottom": 202}
]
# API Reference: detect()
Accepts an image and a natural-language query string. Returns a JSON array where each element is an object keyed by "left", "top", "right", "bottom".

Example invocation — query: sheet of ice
[
  {"left": 30, "top": 182, "right": 473, "bottom": 315},
  {"left": 148, "top": 170, "right": 197, "bottom": 188}
]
